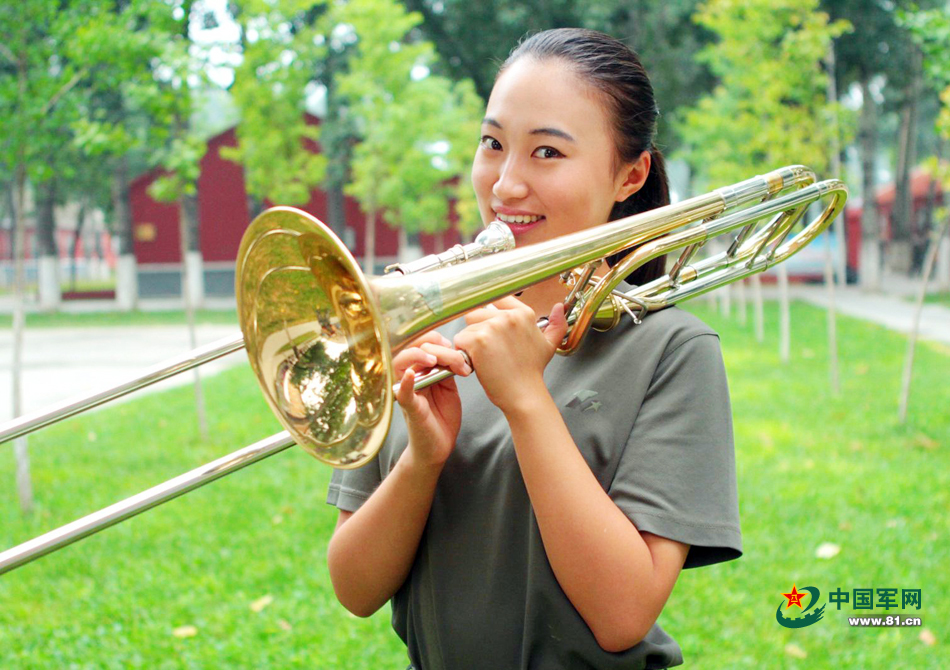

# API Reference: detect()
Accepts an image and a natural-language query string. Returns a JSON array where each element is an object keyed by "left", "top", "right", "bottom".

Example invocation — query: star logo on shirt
[{"left": 566, "top": 390, "right": 601, "bottom": 412}]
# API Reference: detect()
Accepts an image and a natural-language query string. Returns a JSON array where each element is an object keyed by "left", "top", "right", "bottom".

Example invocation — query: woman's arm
[
  {"left": 327, "top": 447, "right": 446, "bottom": 617},
  {"left": 327, "top": 332, "right": 471, "bottom": 617},
  {"left": 506, "top": 394, "right": 689, "bottom": 652},
  {"left": 455, "top": 297, "right": 689, "bottom": 652}
]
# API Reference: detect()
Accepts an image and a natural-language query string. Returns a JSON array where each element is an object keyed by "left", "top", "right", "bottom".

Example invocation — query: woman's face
[{"left": 472, "top": 57, "right": 648, "bottom": 247}]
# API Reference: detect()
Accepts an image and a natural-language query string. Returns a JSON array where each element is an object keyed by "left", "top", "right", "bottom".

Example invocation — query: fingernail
[
  {"left": 463, "top": 363, "right": 473, "bottom": 375},
  {"left": 425, "top": 354, "right": 437, "bottom": 365}
]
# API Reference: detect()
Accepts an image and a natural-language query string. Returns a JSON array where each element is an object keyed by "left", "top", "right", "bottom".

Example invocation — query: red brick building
[{"left": 130, "top": 122, "right": 463, "bottom": 297}]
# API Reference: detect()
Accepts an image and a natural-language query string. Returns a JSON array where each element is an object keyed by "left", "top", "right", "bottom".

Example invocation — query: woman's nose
[{"left": 492, "top": 159, "right": 529, "bottom": 201}]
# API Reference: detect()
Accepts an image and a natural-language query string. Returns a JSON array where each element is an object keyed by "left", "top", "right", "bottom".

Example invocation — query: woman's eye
[
  {"left": 532, "top": 146, "right": 563, "bottom": 159},
  {"left": 479, "top": 135, "right": 502, "bottom": 151}
]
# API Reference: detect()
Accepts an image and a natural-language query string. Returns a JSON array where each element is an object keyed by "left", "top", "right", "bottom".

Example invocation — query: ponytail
[{"left": 606, "top": 146, "right": 670, "bottom": 286}]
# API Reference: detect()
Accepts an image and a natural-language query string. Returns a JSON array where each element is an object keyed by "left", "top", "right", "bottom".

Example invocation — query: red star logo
[{"left": 783, "top": 585, "right": 807, "bottom": 609}]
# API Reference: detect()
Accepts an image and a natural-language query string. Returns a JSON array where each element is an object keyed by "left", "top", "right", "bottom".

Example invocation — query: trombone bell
[{"left": 236, "top": 208, "right": 395, "bottom": 469}]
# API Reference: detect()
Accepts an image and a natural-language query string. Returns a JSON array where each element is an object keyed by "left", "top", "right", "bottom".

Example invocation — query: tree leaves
[
  {"left": 222, "top": 0, "right": 330, "bottom": 206},
  {"left": 677, "top": 0, "right": 854, "bottom": 187},
  {"left": 335, "top": 0, "right": 482, "bottom": 235}
]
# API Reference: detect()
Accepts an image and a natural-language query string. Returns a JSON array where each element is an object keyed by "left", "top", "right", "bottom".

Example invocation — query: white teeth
[{"left": 496, "top": 213, "right": 542, "bottom": 224}]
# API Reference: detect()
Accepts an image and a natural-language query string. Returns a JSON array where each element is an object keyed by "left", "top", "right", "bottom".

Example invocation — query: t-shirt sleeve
[
  {"left": 326, "top": 455, "right": 383, "bottom": 512},
  {"left": 607, "top": 331, "right": 742, "bottom": 569}
]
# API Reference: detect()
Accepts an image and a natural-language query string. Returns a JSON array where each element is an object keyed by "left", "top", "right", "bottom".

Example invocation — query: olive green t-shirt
[{"left": 327, "top": 305, "right": 741, "bottom": 669}]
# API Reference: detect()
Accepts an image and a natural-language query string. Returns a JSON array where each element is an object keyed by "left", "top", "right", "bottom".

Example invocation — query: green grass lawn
[
  {"left": 923, "top": 291, "right": 950, "bottom": 307},
  {"left": 1, "top": 301, "right": 947, "bottom": 668}
]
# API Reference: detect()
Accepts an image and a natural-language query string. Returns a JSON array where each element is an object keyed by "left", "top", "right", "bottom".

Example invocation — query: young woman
[{"left": 326, "top": 28, "right": 741, "bottom": 669}]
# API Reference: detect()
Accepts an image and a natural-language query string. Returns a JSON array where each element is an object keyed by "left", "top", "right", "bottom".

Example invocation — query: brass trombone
[{"left": 0, "top": 165, "right": 847, "bottom": 575}]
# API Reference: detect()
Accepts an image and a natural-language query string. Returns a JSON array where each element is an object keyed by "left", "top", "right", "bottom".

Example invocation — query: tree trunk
[
  {"left": 751, "top": 273, "right": 764, "bottom": 343},
  {"left": 824, "top": 45, "right": 847, "bottom": 289},
  {"left": 36, "top": 179, "right": 57, "bottom": 257},
  {"left": 365, "top": 205, "right": 376, "bottom": 273},
  {"left": 736, "top": 278, "right": 747, "bottom": 326},
  {"left": 922, "top": 140, "right": 943, "bottom": 281},
  {"left": 182, "top": 191, "right": 204, "bottom": 308},
  {"left": 246, "top": 193, "right": 263, "bottom": 221},
  {"left": 823, "top": 240, "right": 840, "bottom": 395},
  {"left": 321, "top": 47, "right": 352, "bottom": 238},
  {"left": 113, "top": 156, "right": 137, "bottom": 310},
  {"left": 858, "top": 77, "right": 881, "bottom": 290},
  {"left": 70, "top": 202, "right": 86, "bottom": 290},
  {"left": 778, "top": 264, "right": 790, "bottom": 363},
  {"left": 36, "top": 178, "right": 60, "bottom": 310},
  {"left": 327, "top": 182, "right": 347, "bottom": 237},
  {"left": 719, "top": 284, "right": 731, "bottom": 319},
  {"left": 898, "top": 218, "right": 949, "bottom": 423},
  {"left": 3, "top": 181, "right": 14, "bottom": 246},
  {"left": 12, "top": 161, "right": 34, "bottom": 515},
  {"left": 824, "top": 46, "right": 841, "bottom": 395},
  {"left": 893, "top": 50, "right": 921, "bottom": 253},
  {"left": 112, "top": 156, "right": 133, "bottom": 256},
  {"left": 179, "top": 195, "right": 208, "bottom": 439}
]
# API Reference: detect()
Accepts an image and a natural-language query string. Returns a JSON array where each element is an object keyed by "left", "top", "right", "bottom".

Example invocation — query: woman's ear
[{"left": 615, "top": 151, "right": 651, "bottom": 202}]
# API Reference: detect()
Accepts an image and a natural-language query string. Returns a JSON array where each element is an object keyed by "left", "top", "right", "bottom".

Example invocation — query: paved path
[
  {"left": 787, "top": 285, "right": 950, "bottom": 346},
  {"left": 0, "top": 324, "right": 246, "bottom": 423}
]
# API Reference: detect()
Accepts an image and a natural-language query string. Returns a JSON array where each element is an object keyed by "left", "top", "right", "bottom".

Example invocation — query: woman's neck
[{"left": 516, "top": 277, "right": 569, "bottom": 319}]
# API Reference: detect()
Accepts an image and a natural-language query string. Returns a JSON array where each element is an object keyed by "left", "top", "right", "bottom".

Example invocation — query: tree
[
  {"left": 896, "top": 6, "right": 950, "bottom": 422},
  {"left": 400, "top": 0, "right": 582, "bottom": 102},
  {"left": 826, "top": 0, "right": 915, "bottom": 287},
  {"left": 1, "top": 0, "right": 102, "bottom": 513},
  {"left": 676, "top": 0, "right": 853, "bottom": 364},
  {"left": 148, "top": 0, "right": 211, "bottom": 438},
  {"left": 335, "top": 0, "right": 482, "bottom": 270},
  {"left": 69, "top": 0, "right": 189, "bottom": 310},
  {"left": 221, "top": 0, "right": 329, "bottom": 217},
  {"left": 678, "top": 0, "right": 852, "bottom": 185},
  {"left": 402, "top": 0, "right": 716, "bottom": 162}
]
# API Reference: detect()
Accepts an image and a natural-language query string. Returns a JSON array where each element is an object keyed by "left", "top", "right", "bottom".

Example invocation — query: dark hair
[{"left": 499, "top": 28, "right": 669, "bottom": 286}]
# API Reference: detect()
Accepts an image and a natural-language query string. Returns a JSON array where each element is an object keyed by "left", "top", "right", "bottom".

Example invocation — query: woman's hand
[
  {"left": 393, "top": 331, "right": 472, "bottom": 468},
  {"left": 454, "top": 296, "right": 568, "bottom": 415}
]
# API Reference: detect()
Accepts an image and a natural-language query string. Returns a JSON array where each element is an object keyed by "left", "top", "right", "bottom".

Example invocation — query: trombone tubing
[
  {"left": 0, "top": 431, "right": 296, "bottom": 575},
  {"left": 0, "top": 333, "right": 246, "bottom": 445}
]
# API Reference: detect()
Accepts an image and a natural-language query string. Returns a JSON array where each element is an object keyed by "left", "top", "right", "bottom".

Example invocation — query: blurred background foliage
[{"left": 3, "top": 0, "right": 950, "bottom": 251}]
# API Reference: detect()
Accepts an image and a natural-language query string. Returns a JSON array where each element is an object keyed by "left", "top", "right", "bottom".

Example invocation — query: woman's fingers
[
  {"left": 400, "top": 330, "right": 451, "bottom": 351},
  {"left": 491, "top": 295, "right": 523, "bottom": 310},
  {"left": 392, "top": 348, "right": 438, "bottom": 376},
  {"left": 397, "top": 368, "right": 437, "bottom": 418},
  {"left": 542, "top": 301, "right": 569, "bottom": 349},
  {"left": 419, "top": 342, "right": 472, "bottom": 376},
  {"left": 467, "top": 299, "right": 531, "bottom": 325},
  {"left": 396, "top": 368, "right": 418, "bottom": 410}
]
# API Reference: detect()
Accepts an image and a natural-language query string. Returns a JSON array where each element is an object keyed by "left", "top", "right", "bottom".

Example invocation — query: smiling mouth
[{"left": 494, "top": 212, "right": 545, "bottom": 226}]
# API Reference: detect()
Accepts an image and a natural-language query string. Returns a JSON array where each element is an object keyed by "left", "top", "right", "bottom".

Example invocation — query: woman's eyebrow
[
  {"left": 482, "top": 118, "right": 575, "bottom": 143},
  {"left": 529, "top": 127, "right": 575, "bottom": 142}
]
